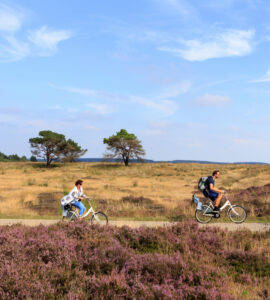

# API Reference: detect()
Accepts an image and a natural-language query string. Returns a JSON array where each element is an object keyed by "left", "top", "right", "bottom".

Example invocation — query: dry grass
[{"left": 0, "top": 162, "right": 270, "bottom": 219}]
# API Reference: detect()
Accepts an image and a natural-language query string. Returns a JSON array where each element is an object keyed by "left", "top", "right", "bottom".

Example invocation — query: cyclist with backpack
[
  {"left": 61, "top": 179, "right": 88, "bottom": 219},
  {"left": 199, "top": 170, "right": 225, "bottom": 217}
]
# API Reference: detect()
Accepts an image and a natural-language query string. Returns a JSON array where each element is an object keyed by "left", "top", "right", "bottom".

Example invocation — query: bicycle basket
[
  {"left": 192, "top": 194, "right": 202, "bottom": 210},
  {"left": 192, "top": 194, "right": 200, "bottom": 204}
]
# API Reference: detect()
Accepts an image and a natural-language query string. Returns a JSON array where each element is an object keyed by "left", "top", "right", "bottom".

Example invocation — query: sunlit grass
[{"left": 0, "top": 161, "right": 269, "bottom": 221}]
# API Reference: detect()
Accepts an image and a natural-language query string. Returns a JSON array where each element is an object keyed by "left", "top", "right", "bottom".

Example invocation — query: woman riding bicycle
[{"left": 61, "top": 180, "right": 88, "bottom": 219}]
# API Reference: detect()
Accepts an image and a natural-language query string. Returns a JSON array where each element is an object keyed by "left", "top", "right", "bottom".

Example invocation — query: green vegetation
[
  {"left": 103, "top": 129, "right": 145, "bottom": 166},
  {"left": 0, "top": 152, "right": 27, "bottom": 162},
  {"left": 57, "top": 138, "right": 87, "bottom": 162},
  {"left": 29, "top": 130, "right": 87, "bottom": 167},
  {"left": 0, "top": 221, "right": 268, "bottom": 299}
]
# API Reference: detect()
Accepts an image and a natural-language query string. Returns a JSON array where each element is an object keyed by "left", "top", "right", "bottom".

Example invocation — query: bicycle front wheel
[
  {"left": 91, "top": 212, "right": 108, "bottom": 225},
  {"left": 228, "top": 205, "right": 247, "bottom": 223},
  {"left": 195, "top": 205, "right": 213, "bottom": 223}
]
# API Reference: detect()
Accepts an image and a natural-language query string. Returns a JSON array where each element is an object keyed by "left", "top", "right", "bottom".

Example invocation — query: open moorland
[{"left": 0, "top": 162, "right": 270, "bottom": 221}]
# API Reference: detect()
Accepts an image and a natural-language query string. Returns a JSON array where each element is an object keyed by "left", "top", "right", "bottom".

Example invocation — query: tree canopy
[
  {"left": 103, "top": 129, "right": 145, "bottom": 166},
  {"left": 29, "top": 130, "right": 87, "bottom": 167},
  {"left": 58, "top": 139, "right": 87, "bottom": 162}
]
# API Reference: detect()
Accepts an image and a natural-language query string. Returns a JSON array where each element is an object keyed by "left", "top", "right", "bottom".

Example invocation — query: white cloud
[
  {"left": 87, "top": 103, "right": 114, "bottom": 115},
  {"left": 128, "top": 95, "right": 178, "bottom": 116},
  {"left": 250, "top": 69, "right": 270, "bottom": 83},
  {"left": 0, "top": 35, "right": 30, "bottom": 62},
  {"left": 28, "top": 26, "right": 72, "bottom": 55},
  {"left": 154, "top": 80, "right": 191, "bottom": 99},
  {"left": 0, "top": 4, "right": 23, "bottom": 32},
  {"left": 0, "top": 4, "right": 72, "bottom": 62},
  {"left": 51, "top": 84, "right": 180, "bottom": 116},
  {"left": 50, "top": 85, "right": 98, "bottom": 96},
  {"left": 159, "top": 29, "right": 255, "bottom": 61},
  {"left": 194, "top": 94, "right": 231, "bottom": 106}
]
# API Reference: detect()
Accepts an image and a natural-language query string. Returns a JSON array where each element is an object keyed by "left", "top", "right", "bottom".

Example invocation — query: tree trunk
[
  {"left": 46, "top": 156, "right": 51, "bottom": 168},
  {"left": 124, "top": 157, "right": 129, "bottom": 166}
]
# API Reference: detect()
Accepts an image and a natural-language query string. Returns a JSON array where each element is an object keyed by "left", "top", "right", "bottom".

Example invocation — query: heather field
[
  {"left": 0, "top": 221, "right": 268, "bottom": 299},
  {"left": 0, "top": 162, "right": 270, "bottom": 221}
]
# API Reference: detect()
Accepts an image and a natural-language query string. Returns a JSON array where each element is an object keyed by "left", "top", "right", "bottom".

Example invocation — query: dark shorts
[{"left": 203, "top": 190, "right": 219, "bottom": 201}]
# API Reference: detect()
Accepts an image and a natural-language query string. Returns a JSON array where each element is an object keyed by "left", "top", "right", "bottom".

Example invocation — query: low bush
[{"left": 0, "top": 221, "right": 268, "bottom": 299}]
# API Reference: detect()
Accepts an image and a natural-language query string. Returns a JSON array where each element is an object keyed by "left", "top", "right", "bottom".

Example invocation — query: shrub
[{"left": 0, "top": 221, "right": 268, "bottom": 299}]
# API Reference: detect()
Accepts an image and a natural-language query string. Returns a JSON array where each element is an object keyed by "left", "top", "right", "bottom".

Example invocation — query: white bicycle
[
  {"left": 63, "top": 198, "right": 108, "bottom": 225},
  {"left": 193, "top": 193, "right": 247, "bottom": 224}
]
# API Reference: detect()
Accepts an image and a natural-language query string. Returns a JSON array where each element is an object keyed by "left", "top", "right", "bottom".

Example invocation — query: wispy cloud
[
  {"left": 0, "top": 4, "right": 24, "bottom": 32},
  {"left": 28, "top": 26, "right": 72, "bottom": 56},
  {"left": 143, "top": 120, "right": 172, "bottom": 136},
  {"left": 250, "top": 69, "right": 270, "bottom": 83},
  {"left": 194, "top": 94, "right": 231, "bottom": 106},
  {"left": 159, "top": 29, "right": 255, "bottom": 61},
  {"left": 154, "top": 80, "right": 191, "bottom": 99},
  {"left": 49, "top": 84, "right": 98, "bottom": 97},
  {"left": 0, "top": 4, "right": 73, "bottom": 62},
  {"left": 50, "top": 84, "right": 182, "bottom": 116},
  {"left": 86, "top": 103, "right": 114, "bottom": 115}
]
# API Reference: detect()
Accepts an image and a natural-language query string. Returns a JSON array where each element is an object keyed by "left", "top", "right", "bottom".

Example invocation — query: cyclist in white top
[{"left": 61, "top": 179, "right": 87, "bottom": 218}]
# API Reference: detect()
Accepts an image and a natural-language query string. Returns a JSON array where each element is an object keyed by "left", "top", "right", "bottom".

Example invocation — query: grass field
[{"left": 0, "top": 162, "right": 270, "bottom": 221}]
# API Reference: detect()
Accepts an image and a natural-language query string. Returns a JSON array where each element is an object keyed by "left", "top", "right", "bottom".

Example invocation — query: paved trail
[{"left": 0, "top": 219, "right": 269, "bottom": 232}]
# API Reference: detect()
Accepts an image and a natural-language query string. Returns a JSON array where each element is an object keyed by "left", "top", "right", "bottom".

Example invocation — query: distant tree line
[{"left": 0, "top": 152, "right": 28, "bottom": 162}]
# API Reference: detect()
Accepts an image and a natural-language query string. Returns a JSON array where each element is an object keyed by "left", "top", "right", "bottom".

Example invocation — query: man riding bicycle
[
  {"left": 61, "top": 179, "right": 88, "bottom": 219},
  {"left": 203, "top": 170, "right": 225, "bottom": 217}
]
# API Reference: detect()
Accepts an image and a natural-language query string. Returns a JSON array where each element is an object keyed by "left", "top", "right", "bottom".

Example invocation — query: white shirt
[{"left": 61, "top": 186, "right": 86, "bottom": 205}]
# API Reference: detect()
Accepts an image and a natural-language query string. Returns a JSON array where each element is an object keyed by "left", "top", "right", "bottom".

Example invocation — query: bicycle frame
[
  {"left": 207, "top": 199, "right": 232, "bottom": 212},
  {"left": 72, "top": 198, "right": 96, "bottom": 219},
  {"left": 203, "top": 194, "right": 240, "bottom": 217}
]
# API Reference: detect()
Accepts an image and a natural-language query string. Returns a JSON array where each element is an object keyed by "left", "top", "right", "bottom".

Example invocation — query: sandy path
[{"left": 0, "top": 219, "right": 269, "bottom": 232}]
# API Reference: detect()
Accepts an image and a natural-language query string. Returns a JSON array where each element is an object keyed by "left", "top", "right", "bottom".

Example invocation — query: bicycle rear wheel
[
  {"left": 228, "top": 205, "right": 247, "bottom": 223},
  {"left": 91, "top": 212, "right": 108, "bottom": 225},
  {"left": 195, "top": 205, "right": 213, "bottom": 223},
  {"left": 62, "top": 210, "right": 78, "bottom": 221}
]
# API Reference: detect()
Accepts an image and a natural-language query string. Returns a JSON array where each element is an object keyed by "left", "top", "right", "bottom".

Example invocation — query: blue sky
[{"left": 1, "top": 0, "right": 270, "bottom": 162}]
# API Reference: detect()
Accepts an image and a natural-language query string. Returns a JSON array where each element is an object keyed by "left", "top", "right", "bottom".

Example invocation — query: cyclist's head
[
  {"left": 75, "top": 179, "right": 83, "bottom": 186},
  {"left": 212, "top": 170, "right": 220, "bottom": 178}
]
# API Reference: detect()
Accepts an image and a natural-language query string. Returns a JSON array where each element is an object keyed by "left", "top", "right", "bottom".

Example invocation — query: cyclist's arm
[
  {"left": 71, "top": 191, "right": 82, "bottom": 201},
  {"left": 209, "top": 184, "right": 224, "bottom": 193},
  {"left": 81, "top": 187, "right": 88, "bottom": 199}
]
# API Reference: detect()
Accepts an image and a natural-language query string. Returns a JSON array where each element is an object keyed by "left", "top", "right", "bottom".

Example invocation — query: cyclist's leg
[
  {"left": 208, "top": 191, "right": 221, "bottom": 216},
  {"left": 73, "top": 201, "right": 86, "bottom": 217},
  {"left": 214, "top": 193, "right": 222, "bottom": 208}
]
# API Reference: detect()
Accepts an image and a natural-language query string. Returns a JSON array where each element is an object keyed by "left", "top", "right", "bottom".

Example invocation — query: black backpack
[{"left": 198, "top": 176, "right": 209, "bottom": 192}]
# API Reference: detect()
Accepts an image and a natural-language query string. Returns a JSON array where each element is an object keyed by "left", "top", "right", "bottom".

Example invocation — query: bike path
[{"left": 0, "top": 219, "right": 269, "bottom": 232}]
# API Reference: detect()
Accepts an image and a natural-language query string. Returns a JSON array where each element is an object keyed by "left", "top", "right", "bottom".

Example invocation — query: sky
[{"left": 1, "top": 0, "right": 270, "bottom": 162}]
